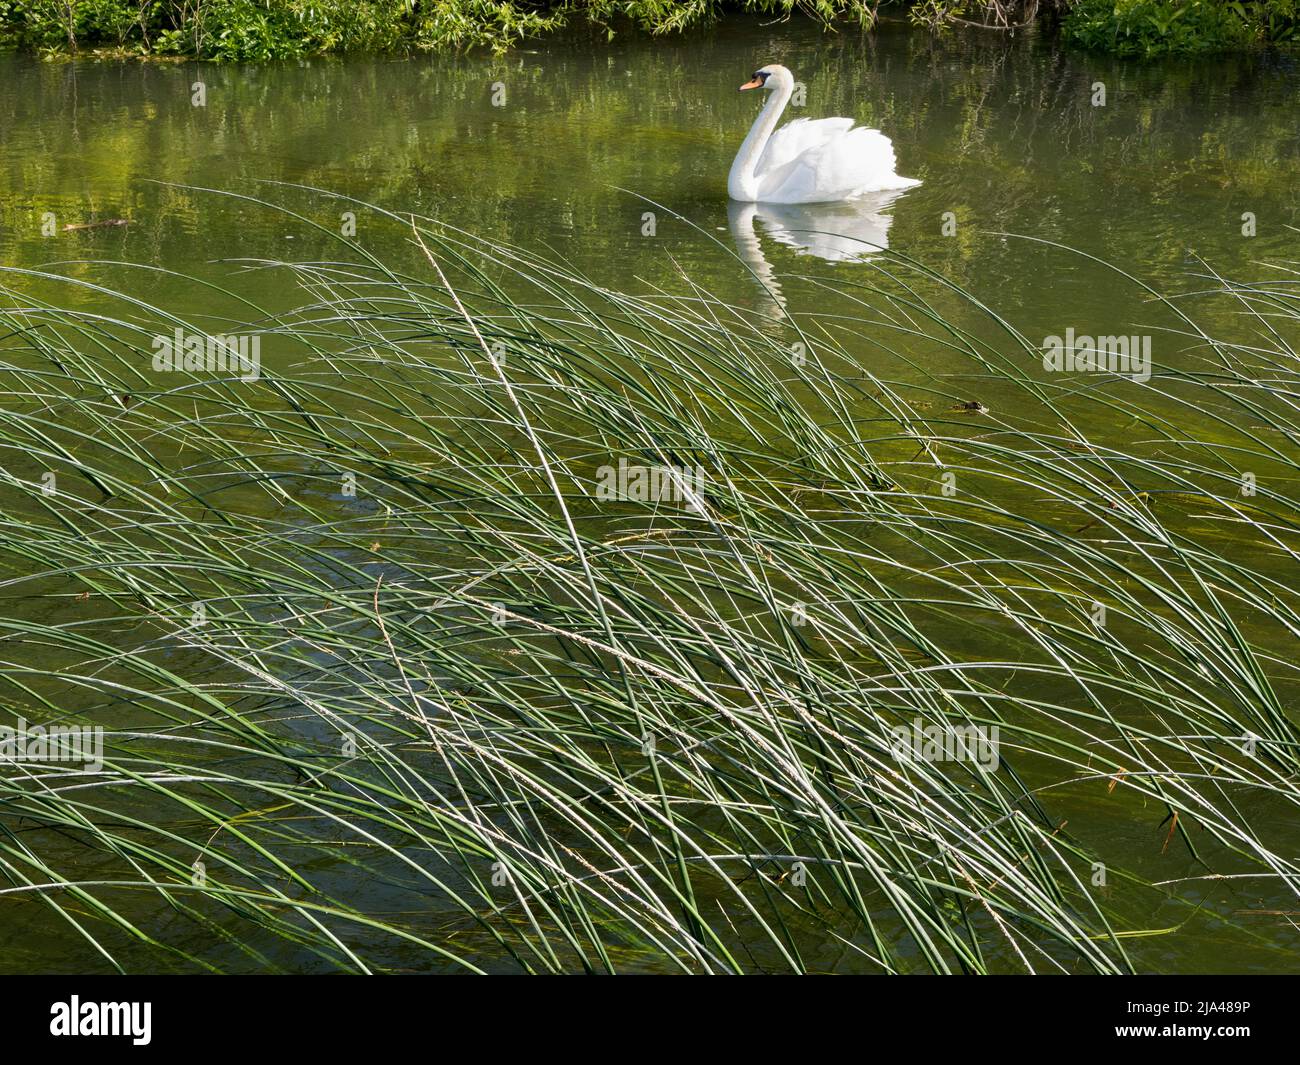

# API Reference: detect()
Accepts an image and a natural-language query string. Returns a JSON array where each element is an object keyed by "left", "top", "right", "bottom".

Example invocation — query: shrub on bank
[
  {"left": 0, "top": 0, "right": 873, "bottom": 60},
  {"left": 1063, "top": 0, "right": 1300, "bottom": 56},
  {"left": 0, "top": 0, "right": 1296, "bottom": 62}
]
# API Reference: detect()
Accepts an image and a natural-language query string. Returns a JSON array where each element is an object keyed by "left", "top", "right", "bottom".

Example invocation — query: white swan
[{"left": 728, "top": 64, "right": 920, "bottom": 205}]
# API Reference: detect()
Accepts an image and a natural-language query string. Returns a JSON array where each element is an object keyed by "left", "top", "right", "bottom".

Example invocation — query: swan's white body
[{"left": 728, "top": 65, "right": 920, "bottom": 205}]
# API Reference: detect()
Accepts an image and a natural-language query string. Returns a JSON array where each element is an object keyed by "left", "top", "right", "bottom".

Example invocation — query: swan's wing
[
  {"left": 757, "top": 122, "right": 921, "bottom": 204},
  {"left": 757, "top": 117, "right": 855, "bottom": 175}
]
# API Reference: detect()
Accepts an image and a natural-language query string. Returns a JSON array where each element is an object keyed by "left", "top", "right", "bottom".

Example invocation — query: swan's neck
[{"left": 728, "top": 82, "right": 792, "bottom": 202}]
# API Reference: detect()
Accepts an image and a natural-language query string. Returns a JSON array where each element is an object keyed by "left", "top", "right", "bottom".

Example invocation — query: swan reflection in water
[{"left": 728, "top": 190, "right": 910, "bottom": 315}]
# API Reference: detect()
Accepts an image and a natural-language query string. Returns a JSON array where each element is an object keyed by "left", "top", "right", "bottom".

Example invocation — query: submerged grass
[{"left": 0, "top": 192, "right": 1298, "bottom": 973}]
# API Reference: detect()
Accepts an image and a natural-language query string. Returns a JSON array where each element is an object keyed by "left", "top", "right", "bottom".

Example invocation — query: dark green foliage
[
  {"left": 0, "top": 0, "right": 881, "bottom": 59},
  {"left": 1, "top": 1, "right": 1296, "bottom": 65},
  {"left": 1062, "top": 0, "right": 1299, "bottom": 55}
]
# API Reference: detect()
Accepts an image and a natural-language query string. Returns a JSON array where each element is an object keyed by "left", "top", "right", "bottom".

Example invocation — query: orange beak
[{"left": 739, "top": 78, "right": 764, "bottom": 91}]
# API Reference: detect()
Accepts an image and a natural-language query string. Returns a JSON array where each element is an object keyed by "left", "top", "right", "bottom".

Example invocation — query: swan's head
[{"left": 739, "top": 64, "right": 793, "bottom": 92}]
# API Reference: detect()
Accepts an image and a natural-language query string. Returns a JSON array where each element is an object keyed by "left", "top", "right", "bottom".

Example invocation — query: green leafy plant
[
  {"left": 2, "top": 0, "right": 1297, "bottom": 58},
  {"left": 1063, "top": 0, "right": 1298, "bottom": 55}
]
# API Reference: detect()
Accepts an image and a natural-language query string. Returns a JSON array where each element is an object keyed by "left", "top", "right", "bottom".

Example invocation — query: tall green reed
[{"left": 0, "top": 196, "right": 1297, "bottom": 973}]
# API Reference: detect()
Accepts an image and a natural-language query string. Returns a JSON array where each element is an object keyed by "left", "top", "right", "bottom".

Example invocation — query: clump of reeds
[{"left": 0, "top": 197, "right": 1297, "bottom": 973}]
